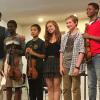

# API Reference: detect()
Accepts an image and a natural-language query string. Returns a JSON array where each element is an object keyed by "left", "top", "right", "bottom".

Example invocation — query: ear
[
  {"left": 75, "top": 22, "right": 78, "bottom": 26},
  {"left": 95, "top": 9, "right": 98, "bottom": 14}
]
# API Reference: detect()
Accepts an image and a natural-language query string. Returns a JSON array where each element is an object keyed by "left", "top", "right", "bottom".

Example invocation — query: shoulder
[
  {"left": 61, "top": 32, "right": 68, "bottom": 41},
  {"left": 26, "top": 40, "right": 32, "bottom": 45},
  {"left": 62, "top": 32, "right": 68, "bottom": 38},
  {"left": 37, "top": 38, "right": 45, "bottom": 45},
  {"left": 0, "top": 26, "right": 5, "bottom": 29},
  {"left": 76, "top": 32, "right": 84, "bottom": 42},
  {"left": 38, "top": 38, "right": 44, "bottom": 43},
  {"left": 0, "top": 26, "right": 5, "bottom": 33}
]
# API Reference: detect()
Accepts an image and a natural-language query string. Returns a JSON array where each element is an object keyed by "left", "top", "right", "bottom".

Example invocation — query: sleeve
[
  {"left": 79, "top": 35, "right": 85, "bottom": 53},
  {"left": 59, "top": 35, "right": 64, "bottom": 53},
  {"left": 40, "top": 41, "right": 45, "bottom": 55},
  {"left": 21, "top": 41, "right": 26, "bottom": 56},
  {"left": 1, "top": 27, "right": 6, "bottom": 40}
]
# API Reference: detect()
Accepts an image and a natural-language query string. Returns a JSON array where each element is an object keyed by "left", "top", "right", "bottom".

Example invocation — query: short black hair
[
  {"left": 7, "top": 20, "right": 17, "bottom": 28},
  {"left": 88, "top": 2, "right": 99, "bottom": 11},
  {"left": 31, "top": 24, "right": 41, "bottom": 32}
]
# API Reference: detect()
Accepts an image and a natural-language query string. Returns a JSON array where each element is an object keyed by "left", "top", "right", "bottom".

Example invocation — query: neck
[
  {"left": 90, "top": 15, "right": 98, "bottom": 22},
  {"left": 11, "top": 32, "right": 17, "bottom": 36},
  {"left": 70, "top": 27, "right": 78, "bottom": 35},
  {"left": 50, "top": 33, "right": 56, "bottom": 42},
  {"left": 33, "top": 36, "right": 38, "bottom": 41}
]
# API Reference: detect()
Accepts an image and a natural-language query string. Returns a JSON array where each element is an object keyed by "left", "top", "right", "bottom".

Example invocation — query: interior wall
[
  {"left": 1, "top": 18, "right": 99, "bottom": 100},
  {"left": 20, "top": 18, "right": 89, "bottom": 42}
]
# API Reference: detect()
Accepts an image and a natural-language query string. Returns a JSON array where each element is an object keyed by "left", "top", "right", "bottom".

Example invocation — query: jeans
[{"left": 87, "top": 54, "right": 100, "bottom": 100}]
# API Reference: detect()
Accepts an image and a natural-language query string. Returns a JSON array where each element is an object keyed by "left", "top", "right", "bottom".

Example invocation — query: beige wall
[
  {"left": 1, "top": 18, "right": 99, "bottom": 100},
  {"left": 19, "top": 18, "right": 89, "bottom": 42}
]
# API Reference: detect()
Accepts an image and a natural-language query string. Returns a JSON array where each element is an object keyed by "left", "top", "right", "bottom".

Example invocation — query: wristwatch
[{"left": 75, "top": 67, "right": 80, "bottom": 70}]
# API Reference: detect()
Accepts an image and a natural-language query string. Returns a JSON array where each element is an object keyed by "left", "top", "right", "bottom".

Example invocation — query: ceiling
[{"left": 0, "top": 0, "right": 100, "bottom": 25}]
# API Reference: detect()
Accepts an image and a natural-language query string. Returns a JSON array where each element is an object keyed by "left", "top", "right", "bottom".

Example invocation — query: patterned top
[
  {"left": 60, "top": 31, "right": 86, "bottom": 75},
  {"left": 63, "top": 34, "right": 75, "bottom": 68}
]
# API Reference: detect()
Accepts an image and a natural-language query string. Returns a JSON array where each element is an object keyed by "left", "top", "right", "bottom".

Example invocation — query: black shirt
[
  {"left": 45, "top": 41, "right": 60, "bottom": 57},
  {"left": 0, "top": 26, "right": 6, "bottom": 59},
  {"left": 25, "top": 38, "right": 45, "bottom": 71}
]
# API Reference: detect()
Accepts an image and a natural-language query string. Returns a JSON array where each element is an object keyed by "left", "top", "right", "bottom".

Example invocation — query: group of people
[{"left": 0, "top": 2, "right": 100, "bottom": 100}]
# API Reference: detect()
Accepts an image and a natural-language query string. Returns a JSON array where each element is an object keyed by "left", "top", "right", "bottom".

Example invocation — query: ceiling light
[
  {"left": 73, "top": 14, "right": 77, "bottom": 17},
  {"left": 38, "top": 18, "right": 44, "bottom": 23}
]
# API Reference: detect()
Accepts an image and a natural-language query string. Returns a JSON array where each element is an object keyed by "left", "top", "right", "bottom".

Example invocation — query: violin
[
  {"left": 84, "top": 24, "right": 92, "bottom": 62},
  {"left": 26, "top": 46, "right": 38, "bottom": 79},
  {"left": 7, "top": 43, "right": 22, "bottom": 81}
]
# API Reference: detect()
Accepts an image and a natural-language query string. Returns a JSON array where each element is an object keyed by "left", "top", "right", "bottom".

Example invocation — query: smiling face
[
  {"left": 87, "top": 5, "right": 97, "bottom": 18},
  {"left": 46, "top": 22, "right": 56, "bottom": 34},
  {"left": 31, "top": 26, "right": 40, "bottom": 38},
  {"left": 66, "top": 18, "right": 77, "bottom": 31}
]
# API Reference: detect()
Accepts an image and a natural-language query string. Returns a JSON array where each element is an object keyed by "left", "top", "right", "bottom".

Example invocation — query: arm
[
  {"left": 29, "top": 49, "right": 45, "bottom": 59},
  {"left": 75, "top": 53, "right": 84, "bottom": 68},
  {"left": 60, "top": 51, "right": 66, "bottom": 76},
  {"left": 73, "top": 36, "right": 85, "bottom": 76},
  {"left": 83, "top": 33, "right": 100, "bottom": 42},
  {"left": 26, "top": 41, "right": 45, "bottom": 59}
]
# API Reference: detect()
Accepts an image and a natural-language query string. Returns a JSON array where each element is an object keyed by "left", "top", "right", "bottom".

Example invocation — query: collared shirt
[
  {"left": 87, "top": 18, "right": 100, "bottom": 56},
  {"left": 60, "top": 31, "right": 86, "bottom": 75}
]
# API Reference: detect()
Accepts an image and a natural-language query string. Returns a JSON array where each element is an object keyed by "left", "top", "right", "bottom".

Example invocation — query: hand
[
  {"left": 72, "top": 67, "right": 79, "bottom": 76},
  {"left": 26, "top": 48, "right": 35, "bottom": 55},
  {"left": 60, "top": 66, "right": 66, "bottom": 76},
  {"left": 26, "top": 47, "right": 30, "bottom": 53},
  {"left": 82, "top": 33, "right": 91, "bottom": 39}
]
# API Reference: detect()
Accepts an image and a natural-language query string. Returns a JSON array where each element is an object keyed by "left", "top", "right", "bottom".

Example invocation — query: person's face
[
  {"left": 87, "top": 5, "right": 97, "bottom": 18},
  {"left": 66, "top": 18, "right": 77, "bottom": 31},
  {"left": 47, "top": 22, "right": 55, "bottom": 34},
  {"left": 7, "top": 23, "right": 16, "bottom": 34},
  {"left": 31, "top": 26, "right": 39, "bottom": 38}
]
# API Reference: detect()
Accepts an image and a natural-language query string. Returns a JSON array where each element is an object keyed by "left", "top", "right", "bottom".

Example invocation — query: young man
[
  {"left": 60, "top": 15, "right": 85, "bottom": 100},
  {"left": 83, "top": 2, "right": 100, "bottom": 100},
  {"left": 25, "top": 24, "right": 45, "bottom": 100},
  {"left": 0, "top": 12, "right": 6, "bottom": 100}
]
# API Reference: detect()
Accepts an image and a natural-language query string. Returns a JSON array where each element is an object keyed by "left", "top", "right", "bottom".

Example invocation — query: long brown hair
[{"left": 45, "top": 20, "right": 61, "bottom": 47}]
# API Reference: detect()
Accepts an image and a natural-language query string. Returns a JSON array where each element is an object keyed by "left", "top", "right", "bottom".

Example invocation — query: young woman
[
  {"left": 25, "top": 24, "right": 45, "bottom": 100},
  {"left": 4, "top": 20, "right": 25, "bottom": 100},
  {"left": 60, "top": 15, "right": 85, "bottom": 100},
  {"left": 44, "top": 20, "right": 61, "bottom": 100}
]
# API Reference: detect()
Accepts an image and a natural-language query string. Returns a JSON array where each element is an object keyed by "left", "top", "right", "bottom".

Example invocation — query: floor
[{"left": 3, "top": 76, "right": 99, "bottom": 100}]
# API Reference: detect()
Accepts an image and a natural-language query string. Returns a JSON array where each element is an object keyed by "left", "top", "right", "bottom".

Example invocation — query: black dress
[{"left": 44, "top": 42, "right": 61, "bottom": 78}]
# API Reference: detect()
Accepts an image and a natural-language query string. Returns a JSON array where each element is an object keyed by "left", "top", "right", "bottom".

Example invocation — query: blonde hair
[{"left": 65, "top": 15, "right": 78, "bottom": 26}]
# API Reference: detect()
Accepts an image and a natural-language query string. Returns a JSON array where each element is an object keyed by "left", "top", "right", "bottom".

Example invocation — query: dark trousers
[{"left": 28, "top": 74, "right": 43, "bottom": 100}]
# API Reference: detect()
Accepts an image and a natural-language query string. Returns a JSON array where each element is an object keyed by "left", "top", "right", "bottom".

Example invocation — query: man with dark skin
[
  {"left": 83, "top": 2, "right": 100, "bottom": 100},
  {"left": 4, "top": 20, "right": 25, "bottom": 100}
]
